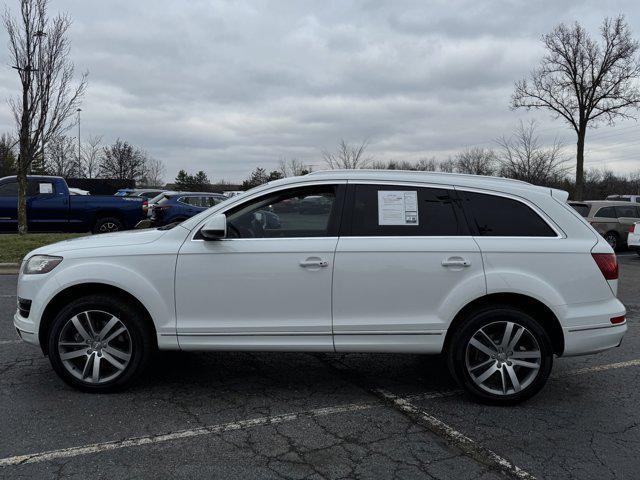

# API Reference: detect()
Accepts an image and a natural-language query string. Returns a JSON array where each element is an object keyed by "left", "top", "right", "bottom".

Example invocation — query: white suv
[{"left": 14, "top": 171, "right": 626, "bottom": 404}]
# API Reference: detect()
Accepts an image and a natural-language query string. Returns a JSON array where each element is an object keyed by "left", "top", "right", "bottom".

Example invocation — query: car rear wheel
[
  {"left": 93, "top": 216, "right": 123, "bottom": 234},
  {"left": 447, "top": 306, "right": 553, "bottom": 405},
  {"left": 603, "top": 231, "right": 619, "bottom": 251},
  {"left": 47, "top": 295, "right": 154, "bottom": 392}
]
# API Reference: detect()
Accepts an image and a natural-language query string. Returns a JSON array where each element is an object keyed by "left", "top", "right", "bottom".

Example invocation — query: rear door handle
[
  {"left": 442, "top": 257, "right": 471, "bottom": 267},
  {"left": 300, "top": 257, "right": 328, "bottom": 268}
]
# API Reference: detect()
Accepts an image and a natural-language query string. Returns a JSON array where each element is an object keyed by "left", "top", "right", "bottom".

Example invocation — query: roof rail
[{"left": 307, "top": 169, "right": 532, "bottom": 185}]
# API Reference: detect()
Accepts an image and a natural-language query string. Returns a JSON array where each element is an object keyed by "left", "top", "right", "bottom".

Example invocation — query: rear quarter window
[
  {"left": 461, "top": 191, "right": 557, "bottom": 237},
  {"left": 569, "top": 203, "right": 590, "bottom": 217}
]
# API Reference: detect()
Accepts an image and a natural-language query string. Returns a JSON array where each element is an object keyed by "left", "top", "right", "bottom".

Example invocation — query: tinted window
[
  {"left": 0, "top": 181, "right": 18, "bottom": 196},
  {"left": 615, "top": 205, "right": 639, "bottom": 218},
  {"left": 569, "top": 203, "right": 590, "bottom": 217},
  {"left": 462, "top": 191, "right": 556, "bottom": 237},
  {"left": 595, "top": 207, "right": 616, "bottom": 218},
  {"left": 348, "top": 185, "right": 468, "bottom": 236},
  {"left": 226, "top": 186, "right": 338, "bottom": 238}
]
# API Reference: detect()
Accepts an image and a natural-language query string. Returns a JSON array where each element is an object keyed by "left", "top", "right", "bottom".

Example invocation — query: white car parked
[
  {"left": 14, "top": 171, "right": 626, "bottom": 404},
  {"left": 628, "top": 222, "right": 640, "bottom": 255}
]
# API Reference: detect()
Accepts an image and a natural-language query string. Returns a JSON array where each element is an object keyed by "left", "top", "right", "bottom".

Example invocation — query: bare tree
[
  {"left": 0, "top": 133, "right": 17, "bottom": 176},
  {"left": 99, "top": 139, "right": 148, "bottom": 182},
  {"left": 141, "top": 157, "right": 166, "bottom": 187},
  {"left": 45, "top": 135, "right": 79, "bottom": 176},
  {"left": 278, "top": 157, "right": 311, "bottom": 177},
  {"left": 4, "top": 0, "right": 87, "bottom": 233},
  {"left": 512, "top": 16, "right": 640, "bottom": 199},
  {"left": 438, "top": 157, "right": 456, "bottom": 173},
  {"left": 322, "top": 139, "right": 371, "bottom": 169},
  {"left": 497, "top": 120, "right": 570, "bottom": 184},
  {"left": 81, "top": 134, "right": 101, "bottom": 179},
  {"left": 455, "top": 147, "right": 497, "bottom": 175}
]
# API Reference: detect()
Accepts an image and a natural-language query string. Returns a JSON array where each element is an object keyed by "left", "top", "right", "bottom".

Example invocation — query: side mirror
[{"left": 200, "top": 214, "right": 227, "bottom": 240}]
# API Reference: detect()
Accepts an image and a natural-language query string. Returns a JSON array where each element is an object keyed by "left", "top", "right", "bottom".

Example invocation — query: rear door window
[
  {"left": 595, "top": 207, "right": 617, "bottom": 218},
  {"left": 460, "top": 191, "right": 556, "bottom": 237},
  {"left": 346, "top": 184, "right": 468, "bottom": 236},
  {"left": 615, "top": 205, "right": 639, "bottom": 218}
]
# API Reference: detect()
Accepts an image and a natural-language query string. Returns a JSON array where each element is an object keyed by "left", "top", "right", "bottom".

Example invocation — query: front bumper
[{"left": 13, "top": 312, "right": 39, "bottom": 347}]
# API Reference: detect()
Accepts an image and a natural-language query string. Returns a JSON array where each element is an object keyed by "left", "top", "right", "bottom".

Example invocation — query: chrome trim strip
[
  {"left": 568, "top": 323, "right": 626, "bottom": 332},
  {"left": 176, "top": 330, "right": 444, "bottom": 336}
]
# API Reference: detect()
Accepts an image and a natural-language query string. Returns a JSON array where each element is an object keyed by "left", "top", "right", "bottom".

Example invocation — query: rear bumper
[
  {"left": 558, "top": 297, "right": 627, "bottom": 356},
  {"left": 563, "top": 322, "right": 627, "bottom": 356},
  {"left": 627, "top": 232, "right": 640, "bottom": 248}
]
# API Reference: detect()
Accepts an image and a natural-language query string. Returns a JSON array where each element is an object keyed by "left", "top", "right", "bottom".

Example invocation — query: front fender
[{"left": 43, "top": 258, "right": 177, "bottom": 344}]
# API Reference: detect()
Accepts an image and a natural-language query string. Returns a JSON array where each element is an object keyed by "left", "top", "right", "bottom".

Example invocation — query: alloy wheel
[
  {"left": 604, "top": 233, "right": 617, "bottom": 250},
  {"left": 57, "top": 310, "right": 132, "bottom": 384},
  {"left": 99, "top": 222, "right": 118, "bottom": 233},
  {"left": 465, "top": 321, "right": 541, "bottom": 396}
]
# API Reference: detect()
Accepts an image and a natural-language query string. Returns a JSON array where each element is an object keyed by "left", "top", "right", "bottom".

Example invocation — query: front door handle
[
  {"left": 300, "top": 257, "right": 328, "bottom": 268},
  {"left": 442, "top": 257, "right": 471, "bottom": 267}
]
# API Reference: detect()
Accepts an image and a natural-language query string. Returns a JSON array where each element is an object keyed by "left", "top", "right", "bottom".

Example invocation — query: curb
[{"left": 0, "top": 263, "right": 19, "bottom": 275}]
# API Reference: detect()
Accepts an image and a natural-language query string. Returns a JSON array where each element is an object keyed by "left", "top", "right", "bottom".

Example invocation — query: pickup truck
[{"left": 0, "top": 175, "right": 147, "bottom": 233}]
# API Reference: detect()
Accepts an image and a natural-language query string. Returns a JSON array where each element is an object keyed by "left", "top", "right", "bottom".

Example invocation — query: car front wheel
[
  {"left": 448, "top": 306, "right": 553, "bottom": 405},
  {"left": 47, "top": 294, "right": 154, "bottom": 392}
]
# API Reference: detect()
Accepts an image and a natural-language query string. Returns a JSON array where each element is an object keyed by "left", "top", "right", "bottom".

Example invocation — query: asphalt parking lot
[{"left": 1, "top": 255, "right": 639, "bottom": 479}]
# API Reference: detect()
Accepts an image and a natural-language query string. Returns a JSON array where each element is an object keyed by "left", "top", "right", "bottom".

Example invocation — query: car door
[
  {"left": 332, "top": 182, "right": 485, "bottom": 353},
  {"left": 0, "top": 180, "right": 18, "bottom": 231},
  {"left": 27, "top": 179, "right": 68, "bottom": 231},
  {"left": 175, "top": 182, "right": 346, "bottom": 350}
]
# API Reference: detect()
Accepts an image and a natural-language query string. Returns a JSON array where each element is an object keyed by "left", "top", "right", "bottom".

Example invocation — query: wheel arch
[
  {"left": 443, "top": 293, "right": 564, "bottom": 356},
  {"left": 39, "top": 283, "right": 157, "bottom": 355}
]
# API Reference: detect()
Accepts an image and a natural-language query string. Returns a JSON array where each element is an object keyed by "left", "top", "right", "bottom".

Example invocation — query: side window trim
[{"left": 455, "top": 187, "right": 564, "bottom": 239}]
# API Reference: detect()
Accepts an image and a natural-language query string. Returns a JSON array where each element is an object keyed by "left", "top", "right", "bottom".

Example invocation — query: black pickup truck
[{"left": 0, "top": 175, "right": 147, "bottom": 233}]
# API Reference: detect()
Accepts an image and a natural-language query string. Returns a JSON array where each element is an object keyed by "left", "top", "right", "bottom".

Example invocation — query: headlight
[{"left": 23, "top": 255, "right": 63, "bottom": 275}]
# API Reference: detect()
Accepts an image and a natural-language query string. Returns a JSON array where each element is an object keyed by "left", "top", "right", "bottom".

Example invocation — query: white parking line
[
  {"left": 0, "top": 340, "right": 21, "bottom": 346},
  {"left": 1, "top": 357, "right": 639, "bottom": 469},
  {"left": 0, "top": 294, "right": 16, "bottom": 298},
  {"left": 0, "top": 401, "right": 376, "bottom": 467},
  {"left": 375, "top": 389, "right": 536, "bottom": 480},
  {"left": 559, "top": 358, "right": 640, "bottom": 376}
]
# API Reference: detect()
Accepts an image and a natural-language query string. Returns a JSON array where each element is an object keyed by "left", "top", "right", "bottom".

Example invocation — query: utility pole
[
  {"left": 34, "top": 30, "right": 47, "bottom": 167},
  {"left": 76, "top": 108, "right": 82, "bottom": 176}
]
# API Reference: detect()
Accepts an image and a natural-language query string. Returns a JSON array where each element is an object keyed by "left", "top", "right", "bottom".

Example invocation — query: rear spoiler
[{"left": 550, "top": 188, "right": 569, "bottom": 202}]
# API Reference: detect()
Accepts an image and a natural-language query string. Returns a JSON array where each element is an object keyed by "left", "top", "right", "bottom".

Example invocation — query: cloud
[{"left": 0, "top": 0, "right": 638, "bottom": 181}]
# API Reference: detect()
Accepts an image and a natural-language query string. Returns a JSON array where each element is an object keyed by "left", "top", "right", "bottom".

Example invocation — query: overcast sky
[{"left": 1, "top": 0, "right": 639, "bottom": 182}]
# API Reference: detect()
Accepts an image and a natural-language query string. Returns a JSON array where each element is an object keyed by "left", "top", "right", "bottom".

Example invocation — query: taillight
[
  {"left": 630, "top": 224, "right": 637, "bottom": 233},
  {"left": 592, "top": 253, "right": 618, "bottom": 280},
  {"left": 610, "top": 315, "right": 625, "bottom": 325},
  {"left": 142, "top": 201, "right": 148, "bottom": 211}
]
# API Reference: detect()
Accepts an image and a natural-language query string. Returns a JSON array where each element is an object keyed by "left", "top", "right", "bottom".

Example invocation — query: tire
[
  {"left": 447, "top": 305, "right": 553, "bottom": 405},
  {"left": 603, "top": 231, "right": 619, "bottom": 251},
  {"left": 93, "top": 217, "right": 123, "bottom": 234},
  {"left": 47, "top": 294, "right": 154, "bottom": 393}
]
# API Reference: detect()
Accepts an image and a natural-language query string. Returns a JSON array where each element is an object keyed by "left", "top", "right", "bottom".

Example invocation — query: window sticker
[
  {"left": 377, "top": 190, "right": 419, "bottom": 225},
  {"left": 39, "top": 183, "right": 53, "bottom": 194}
]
